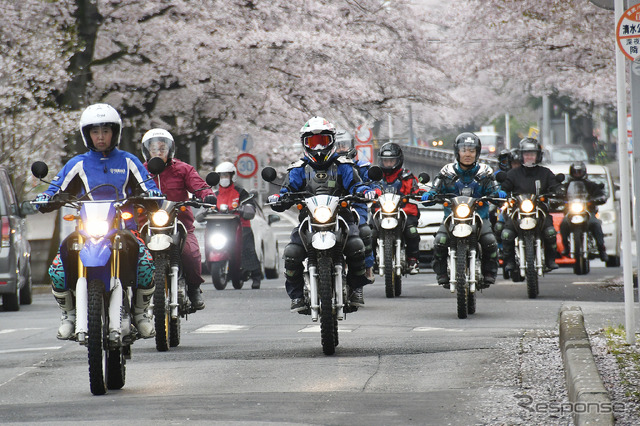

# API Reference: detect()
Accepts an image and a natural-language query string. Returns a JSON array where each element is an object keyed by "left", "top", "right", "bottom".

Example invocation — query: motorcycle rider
[
  {"left": 209, "top": 161, "right": 263, "bottom": 289},
  {"left": 499, "top": 137, "right": 562, "bottom": 275},
  {"left": 141, "top": 128, "right": 216, "bottom": 309},
  {"left": 374, "top": 142, "right": 424, "bottom": 275},
  {"left": 268, "top": 116, "right": 376, "bottom": 311},
  {"left": 559, "top": 161, "right": 609, "bottom": 262},
  {"left": 422, "top": 132, "right": 503, "bottom": 288},
  {"left": 34, "top": 103, "right": 162, "bottom": 340},
  {"left": 334, "top": 130, "right": 377, "bottom": 281}
]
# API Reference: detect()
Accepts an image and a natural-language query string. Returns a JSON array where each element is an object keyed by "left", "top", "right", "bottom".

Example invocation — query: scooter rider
[
  {"left": 209, "top": 161, "right": 263, "bottom": 289},
  {"left": 267, "top": 116, "right": 376, "bottom": 311},
  {"left": 374, "top": 142, "right": 423, "bottom": 275},
  {"left": 141, "top": 128, "right": 215, "bottom": 309},
  {"left": 500, "top": 137, "right": 562, "bottom": 274},
  {"left": 422, "top": 132, "right": 503, "bottom": 288},
  {"left": 334, "top": 130, "right": 377, "bottom": 281},
  {"left": 34, "top": 104, "right": 162, "bottom": 340},
  {"left": 559, "top": 161, "right": 609, "bottom": 262}
]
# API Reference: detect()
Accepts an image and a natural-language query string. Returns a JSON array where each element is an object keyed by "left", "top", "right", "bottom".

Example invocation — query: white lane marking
[
  {"left": 193, "top": 324, "right": 249, "bottom": 333},
  {"left": 299, "top": 325, "right": 353, "bottom": 333},
  {"left": 0, "top": 346, "right": 61, "bottom": 354},
  {"left": 412, "top": 327, "right": 464, "bottom": 332},
  {"left": 572, "top": 281, "right": 603, "bottom": 285},
  {"left": 0, "top": 328, "right": 46, "bottom": 335}
]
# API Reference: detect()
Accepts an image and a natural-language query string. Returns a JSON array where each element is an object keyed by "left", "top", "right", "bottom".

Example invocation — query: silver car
[
  {"left": 0, "top": 168, "right": 33, "bottom": 311},
  {"left": 417, "top": 204, "right": 445, "bottom": 265},
  {"left": 194, "top": 203, "right": 281, "bottom": 279}
]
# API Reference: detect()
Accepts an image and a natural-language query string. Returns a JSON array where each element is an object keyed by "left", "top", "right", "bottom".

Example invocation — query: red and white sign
[
  {"left": 235, "top": 153, "right": 258, "bottom": 179},
  {"left": 355, "top": 144, "right": 373, "bottom": 164},
  {"left": 355, "top": 125, "right": 373, "bottom": 144},
  {"left": 617, "top": 5, "right": 640, "bottom": 60}
]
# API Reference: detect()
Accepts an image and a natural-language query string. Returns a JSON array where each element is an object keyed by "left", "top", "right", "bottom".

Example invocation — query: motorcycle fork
[
  {"left": 109, "top": 234, "right": 124, "bottom": 341},
  {"left": 536, "top": 238, "right": 543, "bottom": 276},
  {"left": 378, "top": 237, "right": 385, "bottom": 276},
  {"left": 448, "top": 248, "right": 456, "bottom": 293},
  {"left": 518, "top": 239, "right": 526, "bottom": 277},
  {"left": 335, "top": 263, "right": 344, "bottom": 320},
  {"left": 308, "top": 264, "right": 319, "bottom": 322},
  {"left": 170, "top": 246, "right": 180, "bottom": 319},
  {"left": 469, "top": 247, "right": 477, "bottom": 293},
  {"left": 75, "top": 233, "right": 88, "bottom": 343},
  {"left": 395, "top": 237, "right": 402, "bottom": 276}
]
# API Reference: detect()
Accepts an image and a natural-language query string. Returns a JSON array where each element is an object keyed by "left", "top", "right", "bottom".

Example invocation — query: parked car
[
  {"left": 193, "top": 202, "right": 281, "bottom": 279},
  {"left": 0, "top": 168, "right": 34, "bottom": 311},
  {"left": 542, "top": 144, "right": 589, "bottom": 165},
  {"left": 417, "top": 204, "right": 445, "bottom": 266},
  {"left": 546, "top": 163, "right": 621, "bottom": 267}
]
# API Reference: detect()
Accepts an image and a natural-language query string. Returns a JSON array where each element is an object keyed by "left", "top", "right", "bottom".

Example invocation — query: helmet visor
[
  {"left": 145, "top": 137, "right": 172, "bottom": 157},
  {"left": 457, "top": 142, "right": 477, "bottom": 153},
  {"left": 303, "top": 134, "right": 334, "bottom": 150}
]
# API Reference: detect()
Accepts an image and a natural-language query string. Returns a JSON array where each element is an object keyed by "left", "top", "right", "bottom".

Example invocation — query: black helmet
[
  {"left": 518, "top": 137, "right": 542, "bottom": 167},
  {"left": 454, "top": 132, "right": 481, "bottom": 165},
  {"left": 497, "top": 149, "right": 512, "bottom": 172},
  {"left": 569, "top": 161, "right": 587, "bottom": 180},
  {"left": 510, "top": 147, "right": 521, "bottom": 165},
  {"left": 378, "top": 142, "right": 404, "bottom": 173}
]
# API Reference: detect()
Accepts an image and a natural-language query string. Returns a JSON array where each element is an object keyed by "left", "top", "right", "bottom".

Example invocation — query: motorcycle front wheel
[
  {"left": 87, "top": 279, "right": 109, "bottom": 395},
  {"left": 153, "top": 256, "right": 171, "bottom": 352},
  {"left": 318, "top": 256, "right": 337, "bottom": 355},
  {"left": 211, "top": 261, "right": 229, "bottom": 290},
  {"left": 572, "top": 231, "right": 589, "bottom": 275},
  {"left": 383, "top": 234, "right": 397, "bottom": 298},
  {"left": 524, "top": 234, "right": 539, "bottom": 299},
  {"left": 455, "top": 241, "right": 469, "bottom": 319}
]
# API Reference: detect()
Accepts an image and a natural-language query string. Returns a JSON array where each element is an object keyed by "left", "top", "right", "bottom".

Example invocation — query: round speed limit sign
[{"left": 234, "top": 153, "right": 258, "bottom": 179}]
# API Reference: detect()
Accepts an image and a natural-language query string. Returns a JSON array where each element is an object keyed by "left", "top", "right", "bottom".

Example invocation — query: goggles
[{"left": 303, "top": 134, "right": 334, "bottom": 150}]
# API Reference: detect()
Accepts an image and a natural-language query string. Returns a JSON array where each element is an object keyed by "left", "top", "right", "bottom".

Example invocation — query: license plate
[{"left": 419, "top": 239, "right": 433, "bottom": 251}]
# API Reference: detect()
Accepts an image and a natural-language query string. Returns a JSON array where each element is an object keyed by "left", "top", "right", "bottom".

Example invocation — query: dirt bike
[
  {"left": 262, "top": 166, "right": 368, "bottom": 355},
  {"left": 371, "top": 188, "right": 412, "bottom": 298},
  {"left": 141, "top": 168, "right": 217, "bottom": 351},
  {"left": 563, "top": 180, "right": 596, "bottom": 276},
  {"left": 30, "top": 160, "right": 162, "bottom": 395},
  {"left": 426, "top": 191, "right": 503, "bottom": 319},
  {"left": 196, "top": 191, "right": 256, "bottom": 290}
]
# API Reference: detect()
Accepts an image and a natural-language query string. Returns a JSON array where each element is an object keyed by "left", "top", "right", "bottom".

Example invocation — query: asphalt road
[{"left": 0, "top": 259, "right": 628, "bottom": 425}]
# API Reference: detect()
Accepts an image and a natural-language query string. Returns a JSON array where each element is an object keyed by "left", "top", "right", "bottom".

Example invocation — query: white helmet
[
  {"left": 79, "top": 103, "right": 122, "bottom": 152},
  {"left": 299, "top": 116, "right": 336, "bottom": 166},
  {"left": 141, "top": 128, "right": 175, "bottom": 162},
  {"left": 215, "top": 161, "right": 236, "bottom": 176}
]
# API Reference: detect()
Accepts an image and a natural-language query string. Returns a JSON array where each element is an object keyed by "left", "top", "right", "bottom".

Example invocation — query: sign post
[{"left": 615, "top": 0, "right": 636, "bottom": 344}]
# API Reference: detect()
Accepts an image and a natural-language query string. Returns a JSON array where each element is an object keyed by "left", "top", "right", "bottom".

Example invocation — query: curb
[{"left": 559, "top": 304, "right": 614, "bottom": 426}]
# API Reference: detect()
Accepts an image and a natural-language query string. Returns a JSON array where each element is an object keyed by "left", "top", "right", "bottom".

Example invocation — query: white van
[{"left": 545, "top": 163, "right": 621, "bottom": 266}]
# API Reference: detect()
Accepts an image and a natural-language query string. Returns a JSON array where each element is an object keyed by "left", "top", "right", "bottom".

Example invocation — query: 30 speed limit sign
[{"left": 234, "top": 153, "right": 258, "bottom": 179}]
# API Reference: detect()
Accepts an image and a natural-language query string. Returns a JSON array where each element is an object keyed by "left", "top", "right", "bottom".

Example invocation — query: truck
[{"left": 474, "top": 125, "right": 504, "bottom": 157}]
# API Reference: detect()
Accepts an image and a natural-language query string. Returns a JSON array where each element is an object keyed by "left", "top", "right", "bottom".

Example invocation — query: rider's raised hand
[
  {"left": 146, "top": 189, "right": 164, "bottom": 198},
  {"left": 268, "top": 194, "right": 280, "bottom": 203},
  {"left": 364, "top": 189, "right": 378, "bottom": 200},
  {"left": 421, "top": 191, "right": 435, "bottom": 202},
  {"left": 34, "top": 193, "right": 51, "bottom": 211},
  {"left": 497, "top": 190, "right": 507, "bottom": 198},
  {"left": 203, "top": 195, "right": 217, "bottom": 205}
]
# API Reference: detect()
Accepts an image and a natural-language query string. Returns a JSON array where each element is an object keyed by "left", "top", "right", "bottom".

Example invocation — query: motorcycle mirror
[
  {"left": 368, "top": 166, "right": 383, "bottom": 181},
  {"left": 555, "top": 173, "right": 565, "bottom": 183},
  {"left": 418, "top": 173, "right": 430, "bottom": 184},
  {"left": 147, "top": 157, "right": 166, "bottom": 175},
  {"left": 495, "top": 171, "right": 507, "bottom": 183},
  {"left": 598, "top": 182, "right": 605, "bottom": 190},
  {"left": 31, "top": 161, "right": 48, "bottom": 179},
  {"left": 261, "top": 167, "right": 277, "bottom": 182},
  {"left": 206, "top": 172, "right": 220, "bottom": 187}
]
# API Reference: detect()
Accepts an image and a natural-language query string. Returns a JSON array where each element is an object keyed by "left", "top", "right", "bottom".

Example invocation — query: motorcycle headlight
[
  {"left": 569, "top": 202, "right": 585, "bottom": 214},
  {"left": 86, "top": 220, "right": 109, "bottom": 238},
  {"left": 455, "top": 204, "right": 471, "bottom": 218},
  {"left": 151, "top": 209, "right": 170, "bottom": 226},
  {"left": 381, "top": 200, "right": 398, "bottom": 213},
  {"left": 313, "top": 206, "right": 332, "bottom": 223},
  {"left": 520, "top": 199, "right": 535, "bottom": 213},
  {"left": 209, "top": 233, "right": 227, "bottom": 250}
]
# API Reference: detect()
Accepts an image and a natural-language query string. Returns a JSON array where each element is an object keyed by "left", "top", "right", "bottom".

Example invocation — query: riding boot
[
  {"left": 187, "top": 284, "right": 205, "bottom": 310},
  {"left": 133, "top": 286, "right": 156, "bottom": 338},
  {"left": 544, "top": 247, "right": 559, "bottom": 271},
  {"left": 52, "top": 290, "right": 75, "bottom": 340}
]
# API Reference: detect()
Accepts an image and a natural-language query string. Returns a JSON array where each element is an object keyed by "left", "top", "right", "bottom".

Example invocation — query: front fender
[
  {"left": 79, "top": 239, "right": 112, "bottom": 267},
  {"left": 148, "top": 234, "right": 172, "bottom": 251}
]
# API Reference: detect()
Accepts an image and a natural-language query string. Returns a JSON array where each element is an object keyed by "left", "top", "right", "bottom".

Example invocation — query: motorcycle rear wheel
[
  {"left": 211, "top": 261, "right": 229, "bottom": 290},
  {"left": 524, "top": 234, "right": 539, "bottom": 299},
  {"left": 456, "top": 242, "right": 468, "bottom": 319},
  {"left": 318, "top": 256, "right": 337, "bottom": 355},
  {"left": 88, "top": 279, "right": 109, "bottom": 395}
]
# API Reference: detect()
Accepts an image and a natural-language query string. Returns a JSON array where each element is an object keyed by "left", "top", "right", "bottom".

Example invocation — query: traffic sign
[
  {"left": 355, "top": 144, "right": 373, "bottom": 164},
  {"left": 236, "top": 133, "right": 254, "bottom": 152},
  {"left": 235, "top": 153, "right": 258, "bottom": 179},
  {"left": 616, "top": 5, "right": 640, "bottom": 61},
  {"left": 355, "top": 125, "right": 373, "bottom": 144}
]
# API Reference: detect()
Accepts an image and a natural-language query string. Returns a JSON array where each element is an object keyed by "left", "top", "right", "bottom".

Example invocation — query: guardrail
[{"left": 402, "top": 145, "right": 499, "bottom": 169}]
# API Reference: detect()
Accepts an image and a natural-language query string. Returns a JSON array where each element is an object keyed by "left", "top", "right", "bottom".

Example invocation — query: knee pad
[
  {"left": 543, "top": 226, "right": 557, "bottom": 242},
  {"left": 284, "top": 243, "right": 305, "bottom": 272},
  {"left": 433, "top": 232, "right": 448, "bottom": 251},
  {"left": 501, "top": 228, "right": 516, "bottom": 243},
  {"left": 345, "top": 236, "right": 366, "bottom": 271},
  {"left": 49, "top": 255, "right": 66, "bottom": 291},
  {"left": 494, "top": 222, "right": 504, "bottom": 234},
  {"left": 359, "top": 224, "right": 372, "bottom": 249}
]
